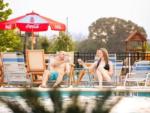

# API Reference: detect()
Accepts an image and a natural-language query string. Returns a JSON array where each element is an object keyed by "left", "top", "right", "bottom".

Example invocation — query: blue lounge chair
[
  {"left": 124, "top": 60, "right": 150, "bottom": 87},
  {"left": 2, "top": 52, "right": 31, "bottom": 86}
]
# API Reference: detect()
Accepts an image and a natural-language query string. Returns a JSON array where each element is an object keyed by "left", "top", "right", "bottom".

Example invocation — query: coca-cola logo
[
  {"left": 26, "top": 24, "right": 39, "bottom": 29},
  {"left": 55, "top": 25, "right": 61, "bottom": 29},
  {"left": 5, "top": 24, "right": 12, "bottom": 29}
]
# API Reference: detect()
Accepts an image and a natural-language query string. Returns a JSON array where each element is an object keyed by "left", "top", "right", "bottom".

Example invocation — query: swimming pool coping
[{"left": 1, "top": 86, "right": 150, "bottom": 93}]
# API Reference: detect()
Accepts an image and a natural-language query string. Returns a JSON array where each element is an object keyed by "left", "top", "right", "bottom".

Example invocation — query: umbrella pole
[
  {"left": 24, "top": 32, "right": 27, "bottom": 61},
  {"left": 31, "top": 32, "right": 34, "bottom": 50}
]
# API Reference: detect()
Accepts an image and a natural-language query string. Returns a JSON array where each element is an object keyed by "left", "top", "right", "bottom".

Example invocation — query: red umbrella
[{"left": 0, "top": 11, "right": 66, "bottom": 49}]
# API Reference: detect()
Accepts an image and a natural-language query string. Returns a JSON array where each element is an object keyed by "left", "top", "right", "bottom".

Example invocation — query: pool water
[{"left": 0, "top": 89, "right": 150, "bottom": 113}]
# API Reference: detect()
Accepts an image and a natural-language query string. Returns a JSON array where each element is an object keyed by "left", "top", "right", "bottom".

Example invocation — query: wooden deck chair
[
  {"left": 1, "top": 52, "right": 30, "bottom": 86},
  {"left": 124, "top": 60, "right": 150, "bottom": 87},
  {"left": 65, "top": 52, "right": 75, "bottom": 86},
  {"left": 26, "top": 50, "right": 46, "bottom": 85},
  {"left": 76, "top": 63, "right": 95, "bottom": 86}
]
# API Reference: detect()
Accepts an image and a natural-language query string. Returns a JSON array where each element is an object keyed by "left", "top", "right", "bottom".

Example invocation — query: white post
[
  {"left": 66, "top": 17, "right": 68, "bottom": 34},
  {"left": 128, "top": 53, "right": 131, "bottom": 74}
]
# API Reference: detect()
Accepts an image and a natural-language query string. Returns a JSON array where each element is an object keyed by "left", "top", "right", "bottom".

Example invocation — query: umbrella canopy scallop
[{"left": 0, "top": 11, "right": 66, "bottom": 32}]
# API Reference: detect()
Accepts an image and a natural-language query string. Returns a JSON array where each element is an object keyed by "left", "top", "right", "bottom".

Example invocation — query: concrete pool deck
[{"left": 1, "top": 86, "right": 150, "bottom": 93}]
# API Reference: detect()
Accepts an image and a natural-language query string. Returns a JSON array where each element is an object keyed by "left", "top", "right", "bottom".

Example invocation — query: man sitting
[{"left": 39, "top": 51, "right": 70, "bottom": 88}]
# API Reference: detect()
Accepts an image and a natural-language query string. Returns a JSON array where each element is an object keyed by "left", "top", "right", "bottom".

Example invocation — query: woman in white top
[{"left": 78, "top": 48, "right": 113, "bottom": 86}]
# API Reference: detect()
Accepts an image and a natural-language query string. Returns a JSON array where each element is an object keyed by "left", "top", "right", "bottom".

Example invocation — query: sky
[{"left": 4, "top": 0, "right": 150, "bottom": 39}]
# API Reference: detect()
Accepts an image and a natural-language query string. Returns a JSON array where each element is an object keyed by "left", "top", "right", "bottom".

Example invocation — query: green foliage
[
  {"left": 36, "top": 36, "right": 50, "bottom": 53},
  {"left": 77, "top": 17, "right": 147, "bottom": 52},
  {"left": 41, "top": 38, "right": 50, "bottom": 52},
  {"left": 30, "top": 32, "right": 75, "bottom": 53},
  {"left": 145, "top": 42, "right": 150, "bottom": 51},
  {"left": 52, "top": 32, "right": 75, "bottom": 52},
  {"left": 0, "top": 0, "right": 12, "bottom": 21},
  {"left": 76, "top": 39, "right": 101, "bottom": 52},
  {"left": 0, "top": 89, "right": 121, "bottom": 113},
  {"left": 0, "top": 30, "right": 22, "bottom": 51},
  {"left": 0, "top": 0, "right": 22, "bottom": 52}
]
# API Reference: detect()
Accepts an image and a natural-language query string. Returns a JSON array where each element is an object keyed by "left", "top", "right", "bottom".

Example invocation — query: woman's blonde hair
[{"left": 99, "top": 48, "right": 109, "bottom": 64}]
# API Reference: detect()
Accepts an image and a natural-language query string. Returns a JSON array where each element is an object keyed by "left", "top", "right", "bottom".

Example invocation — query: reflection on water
[
  {"left": 0, "top": 96, "right": 29, "bottom": 113},
  {"left": 0, "top": 95, "right": 150, "bottom": 113},
  {"left": 111, "top": 97, "right": 150, "bottom": 113}
]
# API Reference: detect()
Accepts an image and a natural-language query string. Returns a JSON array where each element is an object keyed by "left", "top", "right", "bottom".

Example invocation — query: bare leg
[
  {"left": 96, "top": 70, "right": 103, "bottom": 86},
  {"left": 77, "top": 70, "right": 86, "bottom": 84},
  {"left": 40, "top": 70, "right": 50, "bottom": 87},
  {"left": 99, "top": 67, "right": 111, "bottom": 82}
]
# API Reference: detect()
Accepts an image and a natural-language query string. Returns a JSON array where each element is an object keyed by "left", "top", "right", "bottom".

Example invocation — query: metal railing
[{"left": 74, "top": 52, "right": 150, "bottom": 67}]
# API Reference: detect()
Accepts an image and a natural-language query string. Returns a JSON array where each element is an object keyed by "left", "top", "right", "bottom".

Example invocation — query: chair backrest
[
  {"left": 2, "top": 53, "right": 20, "bottom": 72},
  {"left": 1, "top": 52, "right": 27, "bottom": 83},
  {"left": 26, "top": 50, "right": 46, "bottom": 72},
  {"left": 115, "top": 60, "right": 123, "bottom": 76},
  {"left": 132, "top": 60, "right": 150, "bottom": 73},
  {"left": 127, "top": 60, "right": 150, "bottom": 79},
  {"left": 108, "top": 54, "right": 116, "bottom": 72},
  {"left": 109, "top": 54, "right": 117, "bottom": 74},
  {"left": 109, "top": 54, "right": 116, "bottom": 63},
  {"left": 66, "top": 51, "right": 74, "bottom": 64},
  {"left": 47, "top": 54, "right": 56, "bottom": 70},
  {"left": 17, "top": 55, "right": 26, "bottom": 72},
  {"left": 108, "top": 54, "right": 117, "bottom": 83},
  {"left": 133, "top": 60, "right": 150, "bottom": 72}
]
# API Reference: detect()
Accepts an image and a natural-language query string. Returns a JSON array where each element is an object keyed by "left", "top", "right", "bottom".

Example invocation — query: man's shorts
[{"left": 49, "top": 71, "right": 58, "bottom": 81}]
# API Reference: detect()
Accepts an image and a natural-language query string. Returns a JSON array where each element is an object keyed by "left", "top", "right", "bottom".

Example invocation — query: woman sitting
[{"left": 78, "top": 48, "right": 113, "bottom": 86}]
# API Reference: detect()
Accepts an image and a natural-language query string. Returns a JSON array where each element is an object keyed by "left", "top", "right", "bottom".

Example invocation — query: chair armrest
[
  {"left": 124, "top": 72, "right": 136, "bottom": 80},
  {"left": 127, "top": 72, "right": 136, "bottom": 75},
  {"left": 146, "top": 72, "right": 150, "bottom": 78}
]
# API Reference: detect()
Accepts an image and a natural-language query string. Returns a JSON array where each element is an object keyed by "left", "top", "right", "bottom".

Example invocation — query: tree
[
  {"left": 0, "top": 0, "right": 12, "bottom": 21},
  {"left": 36, "top": 36, "right": 50, "bottom": 53},
  {"left": 52, "top": 32, "right": 75, "bottom": 52},
  {"left": 76, "top": 39, "right": 101, "bottom": 52},
  {"left": 0, "top": 0, "right": 22, "bottom": 52},
  {"left": 146, "top": 42, "right": 150, "bottom": 51},
  {"left": 78, "top": 17, "right": 147, "bottom": 52},
  {"left": 0, "top": 30, "right": 22, "bottom": 51}
]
